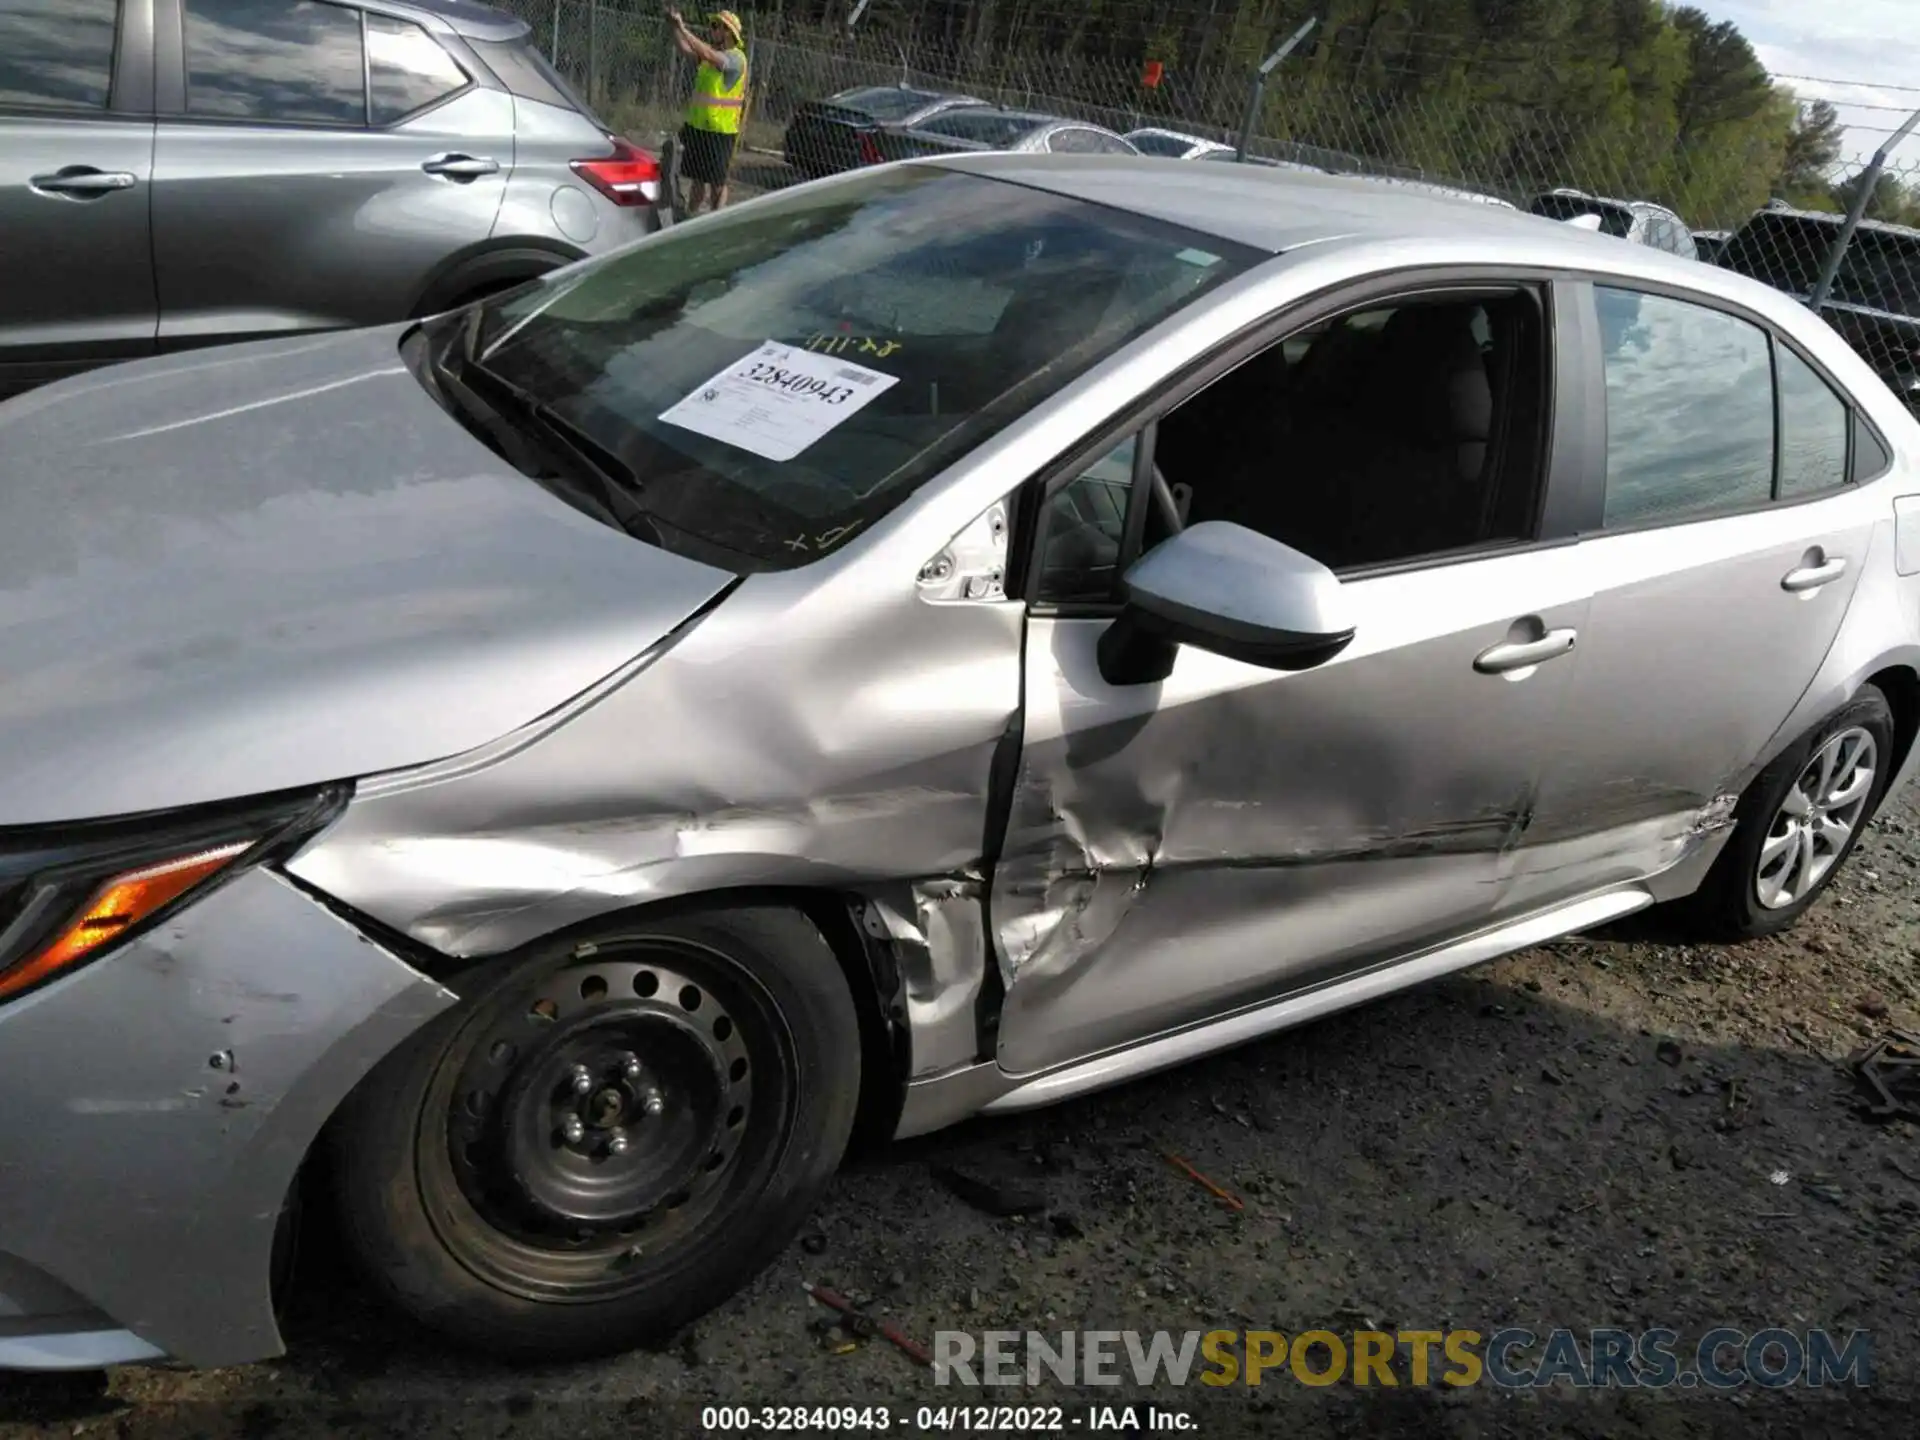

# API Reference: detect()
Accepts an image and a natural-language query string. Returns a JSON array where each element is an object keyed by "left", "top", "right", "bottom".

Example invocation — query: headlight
[{"left": 0, "top": 786, "right": 349, "bottom": 1004}]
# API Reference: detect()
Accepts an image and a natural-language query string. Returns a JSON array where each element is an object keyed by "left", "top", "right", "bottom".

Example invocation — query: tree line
[{"left": 718, "top": 0, "right": 1895, "bottom": 228}]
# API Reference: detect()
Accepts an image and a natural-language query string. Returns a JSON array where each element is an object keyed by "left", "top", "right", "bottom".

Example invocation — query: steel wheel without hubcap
[
  {"left": 330, "top": 905, "right": 861, "bottom": 1359},
  {"left": 420, "top": 940, "right": 786, "bottom": 1302},
  {"left": 1755, "top": 726, "right": 1877, "bottom": 911}
]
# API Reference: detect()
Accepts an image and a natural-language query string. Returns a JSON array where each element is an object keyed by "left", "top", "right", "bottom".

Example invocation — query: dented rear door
[{"left": 991, "top": 545, "right": 1589, "bottom": 1078}]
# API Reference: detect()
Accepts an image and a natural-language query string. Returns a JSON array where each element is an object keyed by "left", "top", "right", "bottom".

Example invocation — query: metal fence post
[
  {"left": 1810, "top": 104, "right": 1920, "bottom": 312},
  {"left": 1233, "top": 17, "right": 1318, "bottom": 162},
  {"left": 659, "top": 133, "right": 681, "bottom": 227},
  {"left": 550, "top": 0, "right": 560, "bottom": 66},
  {"left": 586, "top": 0, "right": 599, "bottom": 108}
]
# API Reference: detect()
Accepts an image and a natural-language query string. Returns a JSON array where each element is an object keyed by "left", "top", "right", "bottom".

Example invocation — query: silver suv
[{"left": 0, "top": 0, "right": 660, "bottom": 398}]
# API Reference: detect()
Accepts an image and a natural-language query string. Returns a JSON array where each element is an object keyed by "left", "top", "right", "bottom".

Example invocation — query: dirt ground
[{"left": 6, "top": 777, "right": 1920, "bottom": 1438}]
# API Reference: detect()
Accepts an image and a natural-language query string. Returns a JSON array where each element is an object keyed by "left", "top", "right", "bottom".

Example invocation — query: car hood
[{"left": 0, "top": 327, "right": 736, "bottom": 826}]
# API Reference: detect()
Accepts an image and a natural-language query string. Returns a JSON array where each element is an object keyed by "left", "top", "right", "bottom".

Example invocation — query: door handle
[
  {"left": 1782, "top": 557, "right": 1847, "bottom": 592},
  {"left": 1474, "top": 628, "right": 1577, "bottom": 675},
  {"left": 422, "top": 154, "right": 500, "bottom": 179},
  {"left": 29, "top": 168, "right": 137, "bottom": 198}
]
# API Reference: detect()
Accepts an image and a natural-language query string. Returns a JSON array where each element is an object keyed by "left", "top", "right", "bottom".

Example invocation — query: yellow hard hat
[{"left": 710, "top": 10, "right": 743, "bottom": 44}]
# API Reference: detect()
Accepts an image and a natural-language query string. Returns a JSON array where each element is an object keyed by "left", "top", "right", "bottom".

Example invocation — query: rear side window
[
  {"left": 471, "top": 36, "right": 590, "bottom": 117},
  {"left": 829, "top": 85, "right": 942, "bottom": 124},
  {"left": 1078, "top": 130, "right": 1137, "bottom": 155},
  {"left": 1855, "top": 413, "right": 1893, "bottom": 482},
  {"left": 1645, "top": 214, "right": 1696, "bottom": 258},
  {"left": 1596, "top": 287, "right": 1774, "bottom": 527},
  {"left": 1128, "top": 132, "right": 1192, "bottom": 158},
  {"left": 1777, "top": 345, "right": 1851, "bottom": 497},
  {"left": 0, "top": 0, "right": 117, "bottom": 111},
  {"left": 1047, "top": 128, "right": 1104, "bottom": 154},
  {"left": 184, "top": 0, "right": 364, "bottom": 124},
  {"left": 921, "top": 111, "right": 1034, "bottom": 146},
  {"left": 367, "top": 13, "right": 467, "bottom": 124}
]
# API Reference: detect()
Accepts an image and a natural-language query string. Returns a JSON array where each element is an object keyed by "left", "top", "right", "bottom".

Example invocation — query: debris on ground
[
  {"left": 932, "top": 1163, "right": 1047, "bottom": 1217},
  {"left": 1164, "top": 1152, "right": 1244, "bottom": 1212},
  {"left": 803, "top": 1284, "right": 931, "bottom": 1368},
  {"left": 1847, "top": 1028, "right": 1920, "bottom": 1120}
]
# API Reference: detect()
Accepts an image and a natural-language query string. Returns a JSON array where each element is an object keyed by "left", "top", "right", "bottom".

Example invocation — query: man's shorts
[{"left": 679, "top": 125, "right": 738, "bottom": 185}]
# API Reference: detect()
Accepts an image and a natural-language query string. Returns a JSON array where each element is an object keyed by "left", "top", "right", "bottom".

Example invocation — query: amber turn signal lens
[{"left": 0, "top": 841, "right": 251, "bottom": 1002}]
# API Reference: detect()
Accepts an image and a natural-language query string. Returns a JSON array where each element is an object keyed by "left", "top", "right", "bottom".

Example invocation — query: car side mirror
[{"left": 1096, "top": 521, "right": 1356, "bottom": 686}]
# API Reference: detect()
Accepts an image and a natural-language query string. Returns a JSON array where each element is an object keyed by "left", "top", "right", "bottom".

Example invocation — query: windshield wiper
[
  {"left": 432, "top": 321, "right": 661, "bottom": 543},
  {"left": 416, "top": 329, "right": 558, "bottom": 481}
]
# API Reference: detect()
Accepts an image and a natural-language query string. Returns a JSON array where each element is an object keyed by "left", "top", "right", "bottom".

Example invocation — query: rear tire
[
  {"left": 1685, "top": 686, "right": 1893, "bottom": 941},
  {"left": 329, "top": 905, "right": 859, "bottom": 1361}
]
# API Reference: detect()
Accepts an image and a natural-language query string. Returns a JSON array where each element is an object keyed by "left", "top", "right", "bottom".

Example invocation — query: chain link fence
[{"left": 495, "top": 0, "right": 1920, "bottom": 404}]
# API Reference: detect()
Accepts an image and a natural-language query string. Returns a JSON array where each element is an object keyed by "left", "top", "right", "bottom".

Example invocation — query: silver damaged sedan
[{"left": 3, "top": 155, "right": 1918, "bottom": 1369}]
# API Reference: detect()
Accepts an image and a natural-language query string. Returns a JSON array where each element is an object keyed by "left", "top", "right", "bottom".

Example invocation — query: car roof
[
  {"left": 837, "top": 83, "right": 969, "bottom": 102},
  {"left": 1349, "top": 175, "right": 1516, "bottom": 208},
  {"left": 950, "top": 108, "right": 1056, "bottom": 124},
  {"left": 933, "top": 153, "right": 1599, "bottom": 253},
  {"left": 377, "top": 0, "right": 530, "bottom": 40}
]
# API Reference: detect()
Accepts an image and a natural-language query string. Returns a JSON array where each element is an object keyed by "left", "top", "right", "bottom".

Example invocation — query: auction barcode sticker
[{"left": 658, "top": 340, "right": 900, "bottom": 462}]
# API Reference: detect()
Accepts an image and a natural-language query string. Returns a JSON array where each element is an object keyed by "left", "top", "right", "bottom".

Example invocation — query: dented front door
[{"left": 990, "top": 545, "right": 1590, "bottom": 1078}]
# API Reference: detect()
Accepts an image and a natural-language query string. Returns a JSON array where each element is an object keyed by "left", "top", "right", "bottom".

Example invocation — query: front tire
[
  {"left": 1687, "top": 686, "right": 1893, "bottom": 940},
  {"left": 329, "top": 905, "right": 860, "bottom": 1361}
]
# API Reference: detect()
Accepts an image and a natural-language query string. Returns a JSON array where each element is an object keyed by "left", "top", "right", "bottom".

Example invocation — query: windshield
[
  {"left": 832, "top": 85, "right": 944, "bottom": 122},
  {"left": 1721, "top": 214, "right": 1920, "bottom": 316},
  {"left": 460, "top": 167, "right": 1258, "bottom": 570}
]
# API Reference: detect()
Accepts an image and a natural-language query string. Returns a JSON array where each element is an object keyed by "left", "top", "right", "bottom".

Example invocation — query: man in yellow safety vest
[{"left": 669, "top": 9, "right": 748, "bottom": 215}]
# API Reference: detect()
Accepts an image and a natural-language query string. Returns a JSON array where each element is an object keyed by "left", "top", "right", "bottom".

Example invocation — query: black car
[
  {"left": 1719, "top": 206, "right": 1920, "bottom": 409},
  {"left": 780, "top": 85, "right": 982, "bottom": 177}
]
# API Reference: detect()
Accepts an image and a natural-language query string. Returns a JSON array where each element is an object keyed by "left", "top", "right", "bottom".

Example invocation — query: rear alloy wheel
[
  {"left": 1688, "top": 686, "right": 1894, "bottom": 940},
  {"left": 1754, "top": 725, "right": 1878, "bottom": 912},
  {"left": 330, "top": 906, "right": 860, "bottom": 1360}
]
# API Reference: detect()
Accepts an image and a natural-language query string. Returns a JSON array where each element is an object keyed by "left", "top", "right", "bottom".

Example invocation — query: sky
[{"left": 1703, "top": 0, "right": 1920, "bottom": 172}]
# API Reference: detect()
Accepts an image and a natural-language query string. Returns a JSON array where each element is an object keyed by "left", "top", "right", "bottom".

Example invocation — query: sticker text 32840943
[
  {"left": 740, "top": 359, "right": 860, "bottom": 407},
  {"left": 658, "top": 339, "right": 901, "bottom": 463}
]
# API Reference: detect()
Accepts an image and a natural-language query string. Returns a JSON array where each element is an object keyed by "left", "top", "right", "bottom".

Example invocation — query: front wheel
[
  {"left": 329, "top": 906, "right": 860, "bottom": 1360},
  {"left": 1686, "top": 686, "right": 1894, "bottom": 940}
]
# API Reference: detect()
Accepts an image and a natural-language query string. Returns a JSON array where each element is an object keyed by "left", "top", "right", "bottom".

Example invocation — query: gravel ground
[{"left": 6, "top": 774, "right": 1919, "bottom": 1439}]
